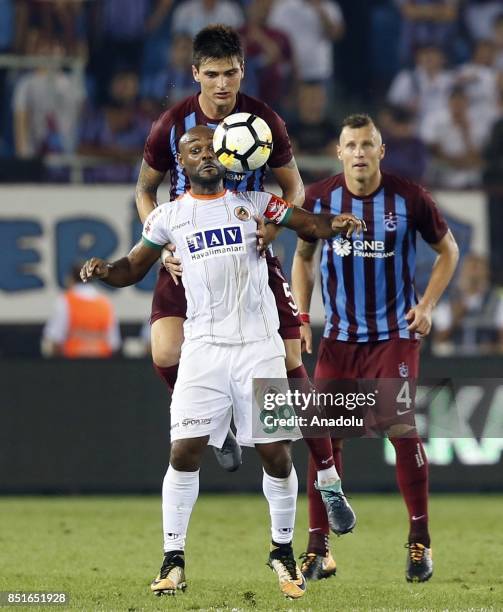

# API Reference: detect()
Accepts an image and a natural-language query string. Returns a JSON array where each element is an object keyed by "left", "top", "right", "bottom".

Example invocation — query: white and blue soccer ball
[{"left": 213, "top": 112, "right": 273, "bottom": 173}]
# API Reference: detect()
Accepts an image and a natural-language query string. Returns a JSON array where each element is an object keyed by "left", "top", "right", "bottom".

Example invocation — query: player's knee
[
  {"left": 258, "top": 442, "right": 292, "bottom": 478},
  {"left": 387, "top": 425, "right": 417, "bottom": 440},
  {"left": 169, "top": 438, "right": 206, "bottom": 471},
  {"left": 266, "top": 457, "right": 292, "bottom": 478}
]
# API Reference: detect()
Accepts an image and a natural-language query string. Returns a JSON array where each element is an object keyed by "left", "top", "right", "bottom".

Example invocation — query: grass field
[{"left": 0, "top": 494, "right": 501, "bottom": 611}]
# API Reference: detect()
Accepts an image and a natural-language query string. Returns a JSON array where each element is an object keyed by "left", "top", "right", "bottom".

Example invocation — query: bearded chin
[{"left": 198, "top": 166, "right": 226, "bottom": 184}]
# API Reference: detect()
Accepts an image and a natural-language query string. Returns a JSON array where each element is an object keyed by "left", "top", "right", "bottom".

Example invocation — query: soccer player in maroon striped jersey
[
  {"left": 292, "top": 114, "right": 459, "bottom": 582},
  {"left": 135, "top": 25, "right": 355, "bottom": 535}
]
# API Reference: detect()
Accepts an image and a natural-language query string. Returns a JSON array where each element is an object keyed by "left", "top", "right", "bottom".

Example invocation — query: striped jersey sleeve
[
  {"left": 143, "top": 112, "right": 176, "bottom": 173},
  {"left": 413, "top": 185, "right": 448, "bottom": 244}
]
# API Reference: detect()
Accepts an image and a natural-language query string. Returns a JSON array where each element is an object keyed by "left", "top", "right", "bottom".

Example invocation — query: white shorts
[{"left": 170, "top": 333, "right": 293, "bottom": 447}]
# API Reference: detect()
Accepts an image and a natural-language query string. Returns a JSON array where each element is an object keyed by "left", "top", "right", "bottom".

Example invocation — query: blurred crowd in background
[
  {"left": 1, "top": 0, "right": 503, "bottom": 358},
  {"left": 0, "top": 0, "right": 502, "bottom": 187}
]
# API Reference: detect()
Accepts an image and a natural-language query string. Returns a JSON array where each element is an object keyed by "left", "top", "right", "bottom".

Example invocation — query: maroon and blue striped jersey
[
  {"left": 304, "top": 172, "right": 448, "bottom": 342},
  {"left": 143, "top": 92, "right": 293, "bottom": 199}
]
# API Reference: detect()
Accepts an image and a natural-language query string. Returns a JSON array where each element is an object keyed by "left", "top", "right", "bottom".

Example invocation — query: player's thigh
[
  {"left": 313, "top": 339, "right": 363, "bottom": 438},
  {"left": 314, "top": 338, "right": 361, "bottom": 379},
  {"left": 150, "top": 267, "right": 187, "bottom": 366},
  {"left": 151, "top": 316, "right": 185, "bottom": 366},
  {"left": 267, "top": 254, "right": 302, "bottom": 346},
  {"left": 364, "top": 339, "right": 421, "bottom": 433},
  {"left": 171, "top": 341, "right": 232, "bottom": 449},
  {"left": 231, "top": 334, "right": 291, "bottom": 447},
  {"left": 366, "top": 338, "right": 421, "bottom": 378}
]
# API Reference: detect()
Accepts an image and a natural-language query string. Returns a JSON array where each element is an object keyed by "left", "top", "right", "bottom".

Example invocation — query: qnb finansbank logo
[
  {"left": 185, "top": 225, "right": 246, "bottom": 261},
  {"left": 332, "top": 237, "right": 394, "bottom": 259}
]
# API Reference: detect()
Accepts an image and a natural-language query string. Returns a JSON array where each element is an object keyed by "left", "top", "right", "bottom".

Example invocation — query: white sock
[
  {"left": 317, "top": 465, "right": 342, "bottom": 490},
  {"left": 162, "top": 465, "right": 199, "bottom": 552},
  {"left": 262, "top": 466, "right": 298, "bottom": 544}
]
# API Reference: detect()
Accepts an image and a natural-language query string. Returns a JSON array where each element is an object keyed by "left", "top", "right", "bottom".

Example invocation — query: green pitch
[{"left": 0, "top": 494, "right": 501, "bottom": 611}]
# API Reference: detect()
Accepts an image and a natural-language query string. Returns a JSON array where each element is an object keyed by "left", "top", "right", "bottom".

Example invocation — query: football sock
[
  {"left": 389, "top": 436, "right": 430, "bottom": 547},
  {"left": 307, "top": 455, "right": 330, "bottom": 537},
  {"left": 317, "top": 465, "right": 341, "bottom": 489},
  {"left": 307, "top": 531, "right": 329, "bottom": 556},
  {"left": 331, "top": 440, "right": 344, "bottom": 478},
  {"left": 287, "top": 365, "right": 336, "bottom": 471},
  {"left": 305, "top": 436, "right": 336, "bottom": 471},
  {"left": 307, "top": 438, "right": 345, "bottom": 551},
  {"left": 262, "top": 466, "right": 298, "bottom": 545},
  {"left": 162, "top": 465, "right": 199, "bottom": 552},
  {"left": 153, "top": 363, "right": 179, "bottom": 392}
]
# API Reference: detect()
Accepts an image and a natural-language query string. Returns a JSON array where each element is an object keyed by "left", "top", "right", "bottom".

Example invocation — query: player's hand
[
  {"left": 254, "top": 215, "right": 278, "bottom": 257},
  {"left": 80, "top": 258, "right": 111, "bottom": 283},
  {"left": 162, "top": 244, "right": 182, "bottom": 285},
  {"left": 406, "top": 302, "right": 433, "bottom": 336},
  {"left": 300, "top": 322, "right": 313, "bottom": 354},
  {"left": 331, "top": 213, "right": 366, "bottom": 238}
]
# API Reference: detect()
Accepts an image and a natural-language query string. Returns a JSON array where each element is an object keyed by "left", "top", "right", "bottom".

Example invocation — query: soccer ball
[{"left": 213, "top": 112, "right": 273, "bottom": 173}]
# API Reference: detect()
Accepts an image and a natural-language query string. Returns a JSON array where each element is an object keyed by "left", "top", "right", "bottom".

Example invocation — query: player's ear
[
  {"left": 380, "top": 143, "right": 386, "bottom": 160},
  {"left": 336, "top": 144, "right": 342, "bottom": 160},
  {"left": 177, "top": 152, "right": 184, "bottom": 168},
  {"left": 192, "top": 65, "right": 200, "bottom": 82}
]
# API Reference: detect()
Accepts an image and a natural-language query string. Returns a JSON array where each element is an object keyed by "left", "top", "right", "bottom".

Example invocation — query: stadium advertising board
[
  {"left": 0, "top": 186, "right": 486, "bottom": 322},
  {"left": 0, "top": 186, "right": 154, "bottom": 322}
]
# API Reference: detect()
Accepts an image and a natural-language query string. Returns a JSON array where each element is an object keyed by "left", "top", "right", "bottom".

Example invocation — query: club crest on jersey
[
  {"left": 185, "top": 224, "right": 245, "bottom": 261},
  {"left": 384, "top": 212, "right": 398, "bottom": 232},
  {"left": 234, "top": 205, "right": 251, "bottom": 221},
  {"left": 399, "top": 362, "right": 409, "bottom": 378}
]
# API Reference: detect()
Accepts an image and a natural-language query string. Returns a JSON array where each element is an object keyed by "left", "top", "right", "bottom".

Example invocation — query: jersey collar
[
  {"left": 196, "top": 93, "right": 240, "bottom": 124},
  {"left": 188, "top": 189, "right": 227, "bottom": 200},
  {"left": 342, "top": 173, "right": 384, "bottom": 201}
]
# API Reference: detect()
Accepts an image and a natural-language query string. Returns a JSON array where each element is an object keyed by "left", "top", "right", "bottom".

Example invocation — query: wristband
[{"left": 300, "top": 312, "right": 310, "bottom": 324}]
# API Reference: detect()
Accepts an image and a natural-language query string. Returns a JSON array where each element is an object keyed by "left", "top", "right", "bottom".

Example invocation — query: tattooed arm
[
  {"left": 258, "top": 157, "right": 305, "bottom": 249},
  {"left": 271, "top": 157, "right": 305, "bottom": 208},
  {"left": 135, "top": 160, "right": 167, "bottom": 223}
]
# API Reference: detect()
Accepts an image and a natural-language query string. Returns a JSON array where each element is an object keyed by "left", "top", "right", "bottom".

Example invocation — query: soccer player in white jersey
[{"left": 80, "top": 126, "right": 364, "bottom": 600}]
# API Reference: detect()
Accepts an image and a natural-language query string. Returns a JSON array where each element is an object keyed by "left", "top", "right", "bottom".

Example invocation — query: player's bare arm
[
  {"left": 291, "top": 238, "right": 319, "bottom": 354},
  {"left": 255, "top": 209, "right": 365, "bottom": 251},
  {"left": 285, "top": 207, "right": 366, "bottom": 241},
  {"left": 406, "top": 229, "right": 459, "bottom": 336},
  {"left": 80, "top": 241, "right": 161, "bottom": 288},
  {"left": 257, "top": 158, "right": 305, "bottom": 252},
  {"left": 272, "top": 158, "right": 305, "bottom": 208},
  {"left": 135, "top": 160, "right": 166, "bottom": 223}
]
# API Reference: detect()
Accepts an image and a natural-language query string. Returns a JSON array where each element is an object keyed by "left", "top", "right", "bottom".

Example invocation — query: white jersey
[{"left": 142, "top": 189, "right": 293, "bottom": 344}]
